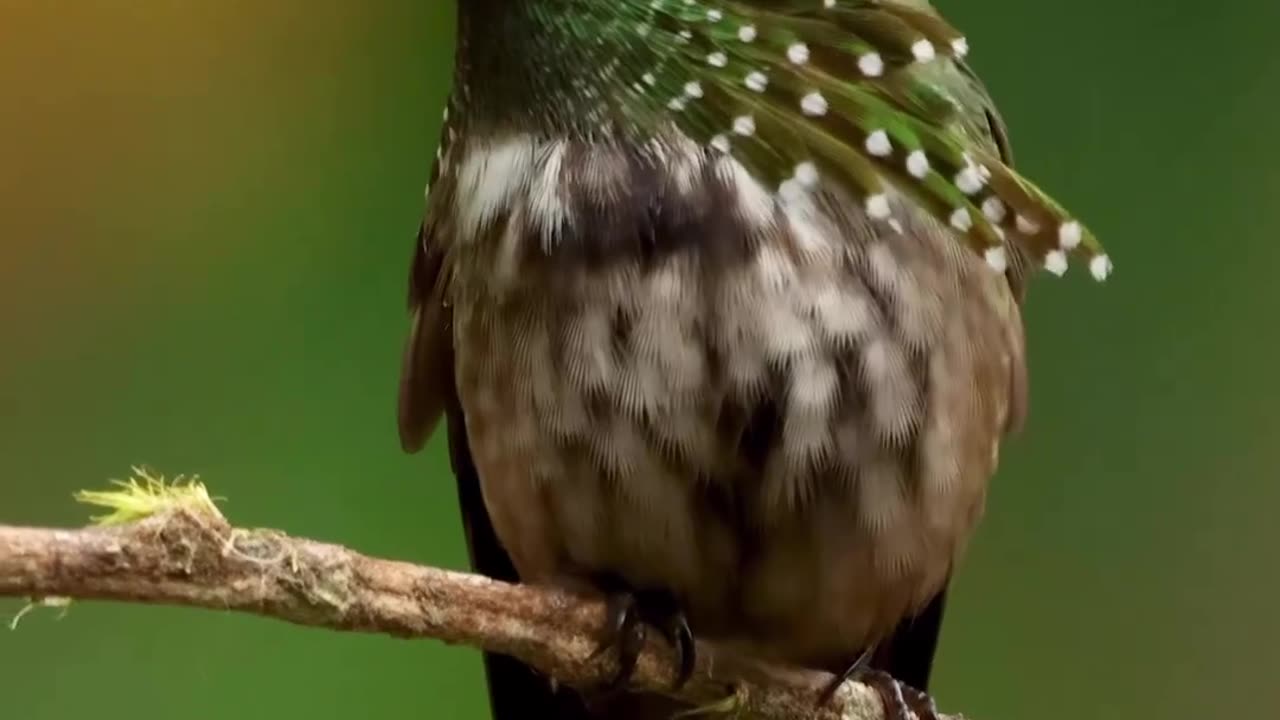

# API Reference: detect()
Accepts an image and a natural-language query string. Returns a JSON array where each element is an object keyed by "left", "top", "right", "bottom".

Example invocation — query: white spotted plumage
[
  {"left": 800, "top": 91, "right": 828, "bottom": 117},
  {"left": 450, "top": 0, "right": 1111, "bottom": 282},
  {"left": 866, "top": 130, "right": 892, "bottom": 157},
  {"left": 628, "top": 0, "right": 1108, "bottom": 280}
]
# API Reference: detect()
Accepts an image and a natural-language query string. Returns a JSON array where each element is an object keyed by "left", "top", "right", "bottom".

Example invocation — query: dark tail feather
[{"left": 872, "top": 585, "right": 949, "bottom": 691}]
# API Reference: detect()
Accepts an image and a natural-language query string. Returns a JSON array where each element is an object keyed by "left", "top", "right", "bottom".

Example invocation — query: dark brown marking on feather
[{"left": 513, "top": 143, "right": 770, "bottom": 278}]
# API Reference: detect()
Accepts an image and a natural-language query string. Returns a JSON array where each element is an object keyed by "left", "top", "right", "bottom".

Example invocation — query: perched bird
[{"left": 398, "top": 1, "right": 1110, "bottom": 718}]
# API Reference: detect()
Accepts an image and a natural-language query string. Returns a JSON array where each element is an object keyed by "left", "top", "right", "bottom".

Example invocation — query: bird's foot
[
  {"left": 588, "top": 576, "right": 695, "bottom": 691},
  {"left": 851, "top": 670, "right": 941, "bottom": 720},
  {"left": 819, "top": 654, "right": 938, "bottom": 720}
]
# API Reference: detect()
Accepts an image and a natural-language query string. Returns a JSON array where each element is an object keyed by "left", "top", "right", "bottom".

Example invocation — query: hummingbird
[{"left": 398, "top": 1, "right": 1110, "bottom": 718}]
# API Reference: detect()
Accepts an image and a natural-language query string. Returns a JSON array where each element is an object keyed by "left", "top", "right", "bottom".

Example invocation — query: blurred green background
[{"left": 2, "top": 1, "right": 1277, "bottom": 718}]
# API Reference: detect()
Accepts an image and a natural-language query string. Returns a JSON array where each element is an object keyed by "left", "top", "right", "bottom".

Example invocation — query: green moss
[
  {"left": 73, "top": 467, "right": 223, "bottom": 526},
  {"left": 12, "top": 468, "right": 226, "bottom": 630}
]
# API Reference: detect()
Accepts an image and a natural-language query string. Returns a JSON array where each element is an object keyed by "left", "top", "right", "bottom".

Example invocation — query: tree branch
[{"left": 0, "top": 503, "right": 956, "bottom": 720}]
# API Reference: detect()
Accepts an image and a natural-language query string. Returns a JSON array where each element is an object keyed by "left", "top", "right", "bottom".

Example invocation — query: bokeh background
[{"left": 2, "top": 1, "right": 1277, "bottom": 718}]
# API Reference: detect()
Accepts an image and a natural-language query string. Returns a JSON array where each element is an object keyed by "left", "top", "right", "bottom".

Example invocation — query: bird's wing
[
  {"left": 612, "top": 0, "right": 1108, "bottom": 280},
  {"left": 872, "top": 60, "right": 1025, "bottom": 690},
  {"left": 396, "top": 220, "right": 451, "bottom": 453}
]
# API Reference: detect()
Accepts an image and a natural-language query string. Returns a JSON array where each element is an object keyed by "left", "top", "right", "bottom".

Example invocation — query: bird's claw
[
  {"left": 589, "top": 584, "right": 695, "bottom": 691},
  {"left": 591, "top": 591, "right": 647, "bottom": 690},
  {"left": 856, "top": 669, "right": 941, "bottom": 720},
  {"left": 818, "top": 647, "right": 874, "bottom": 705},
  {"left": 661, "top": 609, "right": 696, "bottom": 688},
  {"left": 818, "top": 653, "right": 939, "bottom": 720}
]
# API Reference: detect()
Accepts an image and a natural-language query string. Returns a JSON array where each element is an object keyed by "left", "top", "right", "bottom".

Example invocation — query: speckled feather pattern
[
  {"left": 417, "top": 129, "right": 1023, "bottom": 665},
  {"left": 401, "top": 0, "right": 1095, "bottom": 673}
]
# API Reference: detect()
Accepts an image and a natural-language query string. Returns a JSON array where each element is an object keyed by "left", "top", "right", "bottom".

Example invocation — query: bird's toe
[
  {"left": 858, "top": 670, "right": 942, "bottom": 720},
  {"left": 654, "top": 603, "right": 695, "bottom": 689},
  {"left": 592, "top": 590, "right": 647, "bottom": 690},
  {"left": 587, "top": 576, "right": 695, "bottom": 691}
]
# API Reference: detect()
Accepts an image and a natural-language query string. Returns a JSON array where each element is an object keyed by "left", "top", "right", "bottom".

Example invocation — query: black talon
[
  {"left": 667, "top": 613, "right": 696, "bottom": 689},
  {"left": 592, "top": 591, "right": 647, "bottom": 690},
  {"left": 598, "top": 591, "right": 634, "bottom": 646},
  {"left": 587, "top": 576, "right": 695, "bottom": 692},
  {"left": 648, "top": 601, "right": 695, "bottom": 689}
]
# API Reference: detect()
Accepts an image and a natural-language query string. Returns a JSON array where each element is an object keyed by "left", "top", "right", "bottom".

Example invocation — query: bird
[{"left": 397, "top": 1, "right": 1110, "bottom": 718}]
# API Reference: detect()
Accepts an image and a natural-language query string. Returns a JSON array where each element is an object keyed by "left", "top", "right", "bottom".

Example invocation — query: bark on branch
[{"left": 0, "top": 505, "right": 956, "bottom": 720}]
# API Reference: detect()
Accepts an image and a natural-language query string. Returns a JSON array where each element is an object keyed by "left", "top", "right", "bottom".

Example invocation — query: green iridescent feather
[
  {"left": 450, "top": 0, "right": 1111, "bottom": 280},
  {"left": 598, "top": 0, "right": 1110, "bottom": 278}
]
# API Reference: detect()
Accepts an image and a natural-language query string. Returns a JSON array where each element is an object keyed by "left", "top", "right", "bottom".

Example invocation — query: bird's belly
[{"left": 452, "top": 224, "right": 1017, "bottom": 663}]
